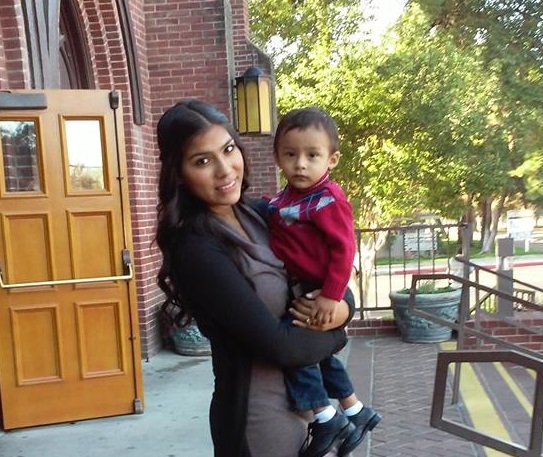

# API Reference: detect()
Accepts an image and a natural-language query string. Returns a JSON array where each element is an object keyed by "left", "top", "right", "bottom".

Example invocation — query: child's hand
[
  {"left": 290, "top": 291, "right": 349, "bottom": 331},
  {"left": 312, "top": 296, "right": 339, "bottom": 325}
]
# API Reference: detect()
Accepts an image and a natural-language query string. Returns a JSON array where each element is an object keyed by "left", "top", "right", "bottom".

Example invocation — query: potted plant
[
  {"left": 160, "top": 299, "right": 211, "bottom": 356},
  {"left": 389, "top": 280, "right": 461, "bottom": 343}
]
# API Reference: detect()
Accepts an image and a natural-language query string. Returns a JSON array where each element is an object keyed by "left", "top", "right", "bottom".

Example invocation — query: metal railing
[
  {"left": 431, "top": 349, "right": 543, "bottom": 457},
  {"left": 405, "top": 258, "right": 543, "bottom": 456},
  {"left": 353, "top": 222, "right": 466, "bottom": 318}
]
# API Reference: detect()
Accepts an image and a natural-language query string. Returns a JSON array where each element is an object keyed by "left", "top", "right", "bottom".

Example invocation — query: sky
[
  {"left": 363, "top": 0, "right": 408, "bottom": 42},
  {"left": 265, "top": 0, "right": 408, "bottom": 62}
]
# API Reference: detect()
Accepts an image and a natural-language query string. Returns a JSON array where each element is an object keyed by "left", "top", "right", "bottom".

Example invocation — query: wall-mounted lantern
[{"left": 234, "top": 66, "right": 273, "bottom": 135}]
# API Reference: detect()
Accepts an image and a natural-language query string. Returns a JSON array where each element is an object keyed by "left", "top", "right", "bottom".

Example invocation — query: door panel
[
  {"left": 76, "top": 299, "right": 125, "bottom": 376},
  {"left": 2, "top": 212, "right": 54, "bottom": 283},
  {"left": 68, "top": 210, "right": 116, "bottom": 277},
  {"left": 0, "top": 90, "right": 143, "bottom": 430},
  {"left": 11, "top": 303, "right": 63, "bottom": 384}
]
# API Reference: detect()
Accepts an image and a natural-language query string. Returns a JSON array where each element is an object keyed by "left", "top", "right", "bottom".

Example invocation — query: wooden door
[{"left": 0, "top": 90, "right": 143, "bottom": 430}]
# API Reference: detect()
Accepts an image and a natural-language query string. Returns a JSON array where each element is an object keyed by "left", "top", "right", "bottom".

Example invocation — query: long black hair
[{"left": 154, "top": 99, "right": 250, "bottom": 323}]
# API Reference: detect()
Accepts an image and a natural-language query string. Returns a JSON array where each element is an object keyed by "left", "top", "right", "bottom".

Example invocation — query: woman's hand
[{"left": 289, "top": 290, "right": 350, "bottom": 331}]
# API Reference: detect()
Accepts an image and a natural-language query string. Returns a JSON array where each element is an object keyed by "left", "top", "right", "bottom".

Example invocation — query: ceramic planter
[
  {"left": 171, "top": 322, "right": 211, "bottom": 356},
  {"left": 389, "top": 288, "right": 461, "bottom": 343},
  {"left": 160, "top": 300, "right": 211, "bottom": 356}
]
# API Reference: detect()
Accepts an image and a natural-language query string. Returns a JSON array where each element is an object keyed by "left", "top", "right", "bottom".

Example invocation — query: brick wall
[
  {"left": 143, "top": 0, "right": 232, "bottom": 356},
  {"left": 230, "top": 0, "right": 278, "bottom": 198},
  {"left": 140, "top": 0, "right": 279, "bottom": 354},
  {"left": 145, "top": 0, "right": 232, "bottom": 117},
  {"left": 461, "top": 314, "right": 543, "bottom": 352},
  {"left": 0, "top": 4, "right": 7, "bottom": 87},
  {"left": 120, "top": 0, "right": 162, "bottom": 358},
  {"left": 347, "top": 318, "right": 400, "bottom": 337},
  {"left": 0, "top": 2, "right": 27, "bottom": 89},
  {"left": 242, "top": 135, "right": 278, "bottom": 198},
  {"left": 344, "top": 314, "right": 543, "bottom": 353}
]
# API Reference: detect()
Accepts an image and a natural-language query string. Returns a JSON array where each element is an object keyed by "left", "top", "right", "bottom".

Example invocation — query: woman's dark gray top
[{"left": 173, "top": 202, "right": 347, "bottom": 456}]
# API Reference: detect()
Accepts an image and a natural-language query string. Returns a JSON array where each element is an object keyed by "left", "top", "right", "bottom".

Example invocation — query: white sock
[
  {"left": 343, "top": 401, "right": 363, "bottom": 417},
  {"left": 314, "top": 405, "right": 336, "bottom": 423}
]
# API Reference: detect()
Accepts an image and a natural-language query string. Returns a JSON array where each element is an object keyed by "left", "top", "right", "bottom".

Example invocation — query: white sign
[
  {"left": 507, "top": 209, "right": 535, "bottom": 240},
  {"left": 403, "top": 230, "right": 437, "bottom": 252}
]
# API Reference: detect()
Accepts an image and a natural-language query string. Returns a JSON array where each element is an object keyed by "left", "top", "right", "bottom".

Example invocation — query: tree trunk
[
  {"left": 480, "top": 192, "right": 507, "bottom": 253},
  {"left": 356, "top": 230, "right": 388, "bottom": 310},
  {"left": 479, "top": 198, "right": 492, "bottom": 248},
  {"left": 479, "top": 199, "right": 491, "bottom": 250},
  {"left": 458, "top": 202, "right": 475, "bottom": 254}
]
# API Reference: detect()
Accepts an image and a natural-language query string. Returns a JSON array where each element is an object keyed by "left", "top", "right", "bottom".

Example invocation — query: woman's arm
[{"left": 174, "top": 235, "right": 347, "bottom": 368}]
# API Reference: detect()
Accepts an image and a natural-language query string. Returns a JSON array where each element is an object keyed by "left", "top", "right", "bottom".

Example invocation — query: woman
[{"left": 154, "top": 99, "right": 355, "bottom": 457}]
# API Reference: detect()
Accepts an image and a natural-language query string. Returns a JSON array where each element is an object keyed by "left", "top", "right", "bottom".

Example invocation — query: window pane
[
  {"left": 66, "top": 119, "right": 105, "bottom": 191},
  {"left": 1, "top": 120, "right": 41, "bottom": 192}
]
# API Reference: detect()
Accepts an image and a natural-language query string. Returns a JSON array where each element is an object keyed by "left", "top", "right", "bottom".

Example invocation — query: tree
[
  {"left": 414, "top": 0, "right": 543, "bottom": 250},
  {"left": 249, "top": 0, "right": 543, "bottom": 304},
  {"left": 249, "top": 0, "right": 543, "bottom": 249}
]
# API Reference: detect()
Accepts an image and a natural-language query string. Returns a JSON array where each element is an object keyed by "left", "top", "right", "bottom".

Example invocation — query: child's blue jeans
[
  {"left": 284, "top": 354, "right": 355, "bottom": 411},
  {"left": 284, "top": 279, "right": 355, "bottom": 410}
]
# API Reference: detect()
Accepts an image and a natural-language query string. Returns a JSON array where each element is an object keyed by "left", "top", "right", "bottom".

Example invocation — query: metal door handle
[{"left": 0, "top": 249, "right": 133, "bottom": 289}]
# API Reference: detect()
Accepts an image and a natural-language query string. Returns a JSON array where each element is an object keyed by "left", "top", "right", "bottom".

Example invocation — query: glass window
[
  {"left": 1, "top": 120, "right": 42, "bottom": 192},
  {"left": 65, "top": 119, "right": 105, "bottom": 191}
]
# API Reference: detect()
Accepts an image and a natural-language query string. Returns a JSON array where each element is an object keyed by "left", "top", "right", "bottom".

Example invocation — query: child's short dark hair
[{"left": 273, "top": 107, "right": 339, "bottom": 155}]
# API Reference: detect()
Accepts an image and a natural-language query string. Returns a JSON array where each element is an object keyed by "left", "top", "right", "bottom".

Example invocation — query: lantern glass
[
  {"left": 257, "top": 79, "right": 271, "bottom": 134},
  {"left": 236, "top": 81, "right": 248, "bottom": 133},
  {"left": 234, "top": 67, "right": 272, "bottom": 135}
]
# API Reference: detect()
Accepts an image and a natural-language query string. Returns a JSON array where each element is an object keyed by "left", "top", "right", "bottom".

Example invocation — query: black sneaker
[
  {"left": 337, "top": 406, "right": 382, "bottom": 457},
  {"left": 299, "top": 411, "right": 354, "bottom": 457}
]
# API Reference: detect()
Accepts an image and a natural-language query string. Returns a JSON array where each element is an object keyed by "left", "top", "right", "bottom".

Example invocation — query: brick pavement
[
  {"left": 1, "top": 334, "right": 532, "bottom": 457},
  {"left": 346, "top": 336, "right": 484, "bottom": 457}
]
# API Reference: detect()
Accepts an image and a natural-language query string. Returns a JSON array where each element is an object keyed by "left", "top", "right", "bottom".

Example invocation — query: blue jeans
[
  {"left": 284, "top": 279, "right": 355, "bottom": 411},
  {"left": 284, "top": 355, "right": 354, "bottom": 411}
]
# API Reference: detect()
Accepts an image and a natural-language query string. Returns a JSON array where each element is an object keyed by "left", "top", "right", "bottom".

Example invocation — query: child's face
[{"left": 275, "top": 126, "right": 340, "bottom": 190}]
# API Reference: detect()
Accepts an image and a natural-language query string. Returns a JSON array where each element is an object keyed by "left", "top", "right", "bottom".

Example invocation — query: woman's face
[{"left": 180, "top": 124, "right": 244, "bottom": 216}]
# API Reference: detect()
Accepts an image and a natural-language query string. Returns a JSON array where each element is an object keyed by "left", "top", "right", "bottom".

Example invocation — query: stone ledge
[{"left": 347, "top": 318, "right": 400, "bottom": 337}]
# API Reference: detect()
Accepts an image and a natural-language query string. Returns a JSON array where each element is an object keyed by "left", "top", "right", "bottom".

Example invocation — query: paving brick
[{"left": 346, "top": 337, "right": 483, "bottom": 457}]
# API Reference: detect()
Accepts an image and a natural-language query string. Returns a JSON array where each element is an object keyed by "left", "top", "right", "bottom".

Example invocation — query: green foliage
[
  {"left": 249, "top": 0, "right": 543, "bottom": 227},
  {"left": 413, "top": 0, "right": 543, "bottom": 208},
  {"left": 398, "top": 280, "right": 456, "bottom": 294}
]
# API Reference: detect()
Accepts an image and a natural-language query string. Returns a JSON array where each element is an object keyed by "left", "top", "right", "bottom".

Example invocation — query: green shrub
[{"left": 399, "top": 280, "right": 456, "bottom": 294}]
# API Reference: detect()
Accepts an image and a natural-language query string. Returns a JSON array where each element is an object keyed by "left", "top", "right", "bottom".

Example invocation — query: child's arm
[{"left": 311, "top": 187, "right": 356, "bottom": 303}]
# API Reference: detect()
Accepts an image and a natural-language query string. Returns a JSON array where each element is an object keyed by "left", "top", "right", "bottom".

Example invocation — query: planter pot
[
  {"left": 160, "top": 300, "right": 211, "bottom": 356},
  {"left": 171, "top": 322, "right": 211, "bottom": 356},
  {"left": 389, "top": 288, "right": 461, "bottom": 343}
]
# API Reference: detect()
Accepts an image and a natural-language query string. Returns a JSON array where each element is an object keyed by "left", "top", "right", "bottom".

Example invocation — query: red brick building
[{"left": 0, "top": 0, "right": 278, "bottom": 358}]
